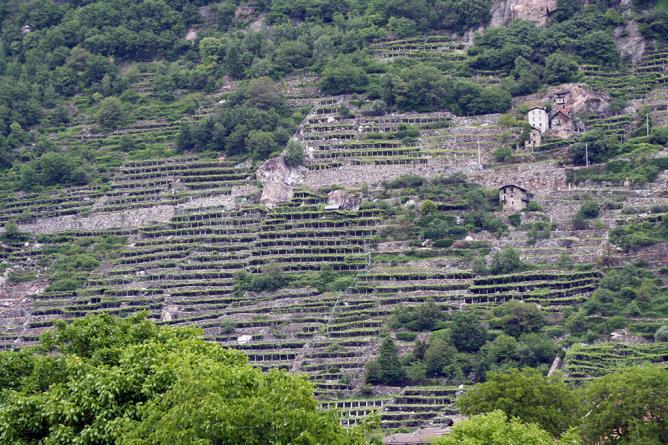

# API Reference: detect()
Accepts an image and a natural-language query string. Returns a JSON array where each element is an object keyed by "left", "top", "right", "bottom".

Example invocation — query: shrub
[
  {"left": 654, "top": 326, "right": 668, "bottom": 342},
  {"left": 396, "top": 332, "right": 417, "bottom": 342},
  {"left": 572, "top": 213, "right": 589, "bottom": 230},
  {"left": 577, "top": 199, "right": 600, "bottom": 219},
  {"left": 2, "top": 222, "right": 23, "bottom": 240},
  {"left": 97, "top": 96, "right": 127, "bottom": 131},
  {"left": 451, "top": 311, "right": 487, "bottom": 352},
  {"left": 236, "top": 265, "right": 289, "bottom": 292},
  {"left": 524, "top": 201, "right": 542, "bottom": 212},
  {"left": 488, "top": 247, "right": 524, "bottom": 275},
  {"left": 496, "top": 301, "right": 547, "bottom": 338},
  {"left": 493, "top": 146, "right": 513, "bottom": 162},
  {"left": 284, "top": 140, "right": 304, "bottom": 167}
]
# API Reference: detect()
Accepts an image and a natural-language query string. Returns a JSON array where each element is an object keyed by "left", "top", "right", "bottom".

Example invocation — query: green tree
[
  {"left": 544, "top": 52, "right": 579, "bottom": 85},
  {"left": 225, "top": 41, "right": 245, "bottom": 79},
  {"left": 554, "top": 0, "right": 581, "bottom": 22},
  {"left": 367, "top": 337, "right": 406, "bottom": 385},
  {"left": 581, "top": 366, "right": 668, "bottom": 445},
  {"left": 510, "top": 56, "right": 541, "bottom": 95},
  {"left": 245, "top": 77, "right": 286, "bottom": 110},
  {"left": 479, "top": 333, "right": 521, "bottom": 373},
  {"left": 245, "top": 130, "right": 277, "bottom": 159},
  {"left": 0, "top": 314, "right": 372, "bottom": 444},
  {"left": 97, "top": 96, "right": 126, "bottom": 131},
  {"left": 655, "top": 325, "right": 668, "bottom": 342},
  {"left": 497, "top": 301, "right": 546, "bottom": 338},
  {"left": 576, "top": 31, "right": 620, "bottom": 67},
  {"left": 488, "top": 247, "right": 524, "bottom": 274},
  {"left": 434, "top": 410, "right": 572, "bottom": 445},
  {"left": 274, "top": 40, "right": 311, "bottom": 71},
  {"left": 424, "top": 335, "right": 457, "bottom": 377},
  {"left": 457, "top": 368, "right": 580, "bottom": 437},
  {"left": 450, "top": 311, "right": 487, "bottom": 352},
  {"left": 176, "top": 122, "right": 195, "bottom": 151},
  {"left": 320, "top": 58, "right": 369, "bottom": 95},
  {"left": 284, "top": 140, "right": 305, "bottom": 167}
]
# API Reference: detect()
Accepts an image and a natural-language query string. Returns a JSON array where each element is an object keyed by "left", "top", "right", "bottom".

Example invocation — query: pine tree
[
  {"left": 377, "top": 337, "right": 406, "bottom": 385},
  {"left": 176, "top": 122, "right": 194, "bottom": 151}
]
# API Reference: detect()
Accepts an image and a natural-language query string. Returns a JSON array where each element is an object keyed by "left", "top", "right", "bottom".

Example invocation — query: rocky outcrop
[
  {"left": 519, "top": 83, "right": 611, "bottom": 115},
  {"left": 560, "top": 84, "right": 610, "bottom": 115},
  {"left": 257, "top": 157, "right": 306, "bottom": 207},
  {"left": 326, "top": 189, "right": 361, "bottom": 211},
  {"left": 491, "top": 0, "right": 557, "bottom": 27},
  {"left": 185, "top": 28, "right": 198, "bottom": 42},
  {"left": 615, "top": 20, "right": 646, "bottom": 64}
]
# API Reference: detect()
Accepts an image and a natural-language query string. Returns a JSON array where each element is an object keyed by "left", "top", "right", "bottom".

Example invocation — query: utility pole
[
  {"left": 477, "top": 138, "right": 482, "bottom": 170},
  {"left": 646, "top": 113, "right": 650, "bottom": 137},
  {"left": 585, "top": 142, "right": 589, "bottom": 167}
]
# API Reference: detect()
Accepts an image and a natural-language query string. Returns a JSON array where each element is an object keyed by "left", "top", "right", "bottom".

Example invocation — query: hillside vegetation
[{"left": 0, "top": 0, "right": 667, "bottom": 443}]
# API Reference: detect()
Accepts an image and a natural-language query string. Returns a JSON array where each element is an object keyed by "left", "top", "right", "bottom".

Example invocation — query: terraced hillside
[{"left": 1, "top": 0, "right": 668, "bottom": 441}]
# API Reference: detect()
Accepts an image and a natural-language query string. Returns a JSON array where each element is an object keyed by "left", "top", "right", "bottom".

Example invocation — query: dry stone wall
[{"left": 15, "top": 185, "right": 257, "bottom": 235}]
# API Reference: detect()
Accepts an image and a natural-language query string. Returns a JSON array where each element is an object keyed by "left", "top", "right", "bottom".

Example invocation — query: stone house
[
  {"left": 525, "top": 127, "right": 542, "bottom": 149},
  {"left": 499, "top": 184, "right": 532, "bottom": 211},
  {"left": 553, "top": 89, "right": 570, "bottom": 109},
  {"left": 549, "top": 109, "right": 577, "bottom": 139},
  {"left": 527, "top": 107, "right": 549, "bottom": 133}
]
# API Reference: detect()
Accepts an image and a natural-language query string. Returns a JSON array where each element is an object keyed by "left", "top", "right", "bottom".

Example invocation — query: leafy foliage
[
  {"left": 487, "top": 247, "right": 525, "bottom": 275},
  {"left": 176, "top": 78, "right": 297, "bottom": 159},
  {"left": 284, "top": 140, "right": 305, "bottom": 167},
  {"left": 610, "top": 217, "right": 668, "bottom": 251},
  {"left": 0, "top": 314, "right": 373, "bottom": 444},
  {"left": 457, "top": 368, "right": 580, "bottom": 437},
  {"left": 434, "top": 410, "right": 576, "bottom": 445},
  {"left": 581, "top": 366, "right": 668, "bottom": 445},
  {"left": 366, "top": 337, "right": 407, "bottom": 385},
  {"left": 17, "top": 152, "right": 89, "bottom": 191}
]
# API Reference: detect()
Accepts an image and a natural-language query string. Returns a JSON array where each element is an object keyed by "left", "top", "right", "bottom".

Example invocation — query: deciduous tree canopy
[{"left": 0, "top": 314, "right": 374, "bottom": 445}]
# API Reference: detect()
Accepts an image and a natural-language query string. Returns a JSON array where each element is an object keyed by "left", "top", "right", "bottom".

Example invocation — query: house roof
[
  {"left": 527, "top": 106, "right": 547, "bottom": 113},
  {"left": 499, "top": 184, "right": 528, "bottom": 193},
  {"left": 550, "top": 109, "right": 572, "bottom": 120},
  {"left": 554, "top": 89, "right": 570, "bottom": 96}
]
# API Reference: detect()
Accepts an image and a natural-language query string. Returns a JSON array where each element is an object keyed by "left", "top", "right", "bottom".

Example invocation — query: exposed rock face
[
  {"left": 185, "top": 28, "right": 198, "bottom": 42},
  {"left": 615, "top": 20, "right": 646, "bottom": 64},
  {"left": 521, "top": 83, "right": 611, "bottom": 115},
  {"left": 491, "top": 0, "right": 557, "bottom": 27},
  {"left": 257, "top": 157, "right": 305, "bottom": 207},
  {"left": 161, "top": 305, "right": 179, "bottom": 322},
  {"left": 556, "top": 84, "right": 610, "bottom": 115},
  {"left": 326, "top": 189, "right": 361, "bottom": 211},
  {"left": 235, "top": 4, "right": 254, "bottom": 19}
]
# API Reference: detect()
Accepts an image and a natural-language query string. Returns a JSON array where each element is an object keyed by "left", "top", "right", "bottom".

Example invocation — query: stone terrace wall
[{"left": 14, "top": 185, "right": 257, "bottom": 235}]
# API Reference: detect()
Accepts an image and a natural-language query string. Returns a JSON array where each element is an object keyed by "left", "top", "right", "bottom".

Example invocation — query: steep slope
[{"left": 1, "top": 0, "right": 667, "bottom": 439}]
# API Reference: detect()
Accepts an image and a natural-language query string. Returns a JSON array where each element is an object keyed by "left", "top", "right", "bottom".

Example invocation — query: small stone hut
[{"left": 499, "top": 184, "right": 532, "bottom": 211}]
